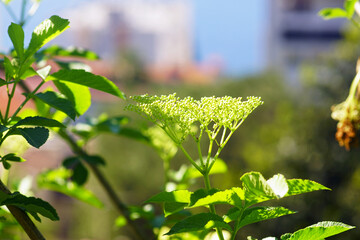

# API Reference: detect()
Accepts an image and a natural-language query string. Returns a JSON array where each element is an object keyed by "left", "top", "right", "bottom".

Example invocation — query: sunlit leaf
[
  {"left": 285, "top": 179, "right": 330, "bottom": 197},
  {"left": 145, "top": 190, "right": 192, "bottom": 204},
  {"left": 189, "top": 188, "right": 244, "bottom": 208},
  {"left": 41, "top": 45, "right": 99, "bottom": 60},
  {"left": 8, "top": 23, "right": 24, "bottom": 61},
  {"left": 319, "top": 8, "right": 348, "bottom": 19}
]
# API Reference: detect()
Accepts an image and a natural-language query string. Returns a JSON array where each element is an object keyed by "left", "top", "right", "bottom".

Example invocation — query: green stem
[
  {"left": 0, "top": 111, "right": 4, "bottom": 125},
  {"left": 2, "top": 4, "right": 18, "bottom": 23},
  {"left": 350, "top": 18, "right": 360, "bottom": 30},
  {"left": 4, "top": 81, "right": 17, "bottom": 122},
  {"left": 196, "top": 141, "right": 205, "bottom": 168},
  {"left": 20, "top": 0, "right": 27, "bottom": 26},
  {"left": 230, "top": 208, "right": 245, "bottom": 240},
  {"left": 179, "top": 145, "right": 203, "bottom": 173},
  {"left": 57, "top": 129, "right": 154, "bottom": 240},
  {"left": 0, "top": 179, "right": 45, "bottom": 240},
  {"left": 8, "top": 80, "right": 45, "bottom": 123},
  {"left": 346, "top": 70, "right": 360, "bottom": 102}
]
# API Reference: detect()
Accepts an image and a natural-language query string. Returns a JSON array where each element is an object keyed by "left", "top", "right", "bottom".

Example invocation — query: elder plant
[{"left": 127, "top": 94, "right": 354, "bottom": 240}]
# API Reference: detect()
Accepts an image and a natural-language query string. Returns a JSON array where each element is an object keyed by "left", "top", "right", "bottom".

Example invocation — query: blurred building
[
  {"left": 58, "top": 0, "right": 220, "bottom": 83},
  {"left": 268, "top": 0, "right": 345, "bottom": 80}
]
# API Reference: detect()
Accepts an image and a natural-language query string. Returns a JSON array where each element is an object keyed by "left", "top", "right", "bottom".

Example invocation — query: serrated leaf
[
  {"left": 189, "top": 188, "right": 244, "bottom": 209},
  {"left": 145, "top": 190, "right": 192, "bottom": 204},
  {"left": 165, "top": 213, "right": 232, "bottom": 235},
  {"left": 24, "top": 16, "right": 70, "bottom": 61},
  {"left": 8, "top": 23, "right": 24, "bottom": 61},
  {"left": 284, "top": 221, "right": 355, "bottom": 240},
  {"left": 47, "top": 69, "right": 125, "bottom": 98},
  {"left": 41, "top": 45, "right": 99, "bottom": 60},
  {"left": 9, "top": 127, "right": 49, "bottom": 148},
  {"left": 318, "top": 8, "right": 348, "bottom": 19},
  {"left": 0, "top": 191, "right": 59, "bottom": 222},
  {"left": 54, "top": 80, "right": 91, "bottom": 116},
  {"left": 285, "top": 179, "right": 330, "bottom": 197},
  {"left": 236, "top": 207, "right": 296, "bottom": 229},
  {"left": 37, "top": 168, "right": 103, "bottom": 208},
  {"left": 34, "top": 91, "right": 76, "bottom": 120},
  {"left": 14, "top": 116, "right": 65, "bottom": 128}
]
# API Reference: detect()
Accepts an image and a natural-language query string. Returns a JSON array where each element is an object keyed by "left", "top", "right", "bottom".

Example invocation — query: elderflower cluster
[{"left": 126, "top": 93, "right": 263, "bottom": 144}]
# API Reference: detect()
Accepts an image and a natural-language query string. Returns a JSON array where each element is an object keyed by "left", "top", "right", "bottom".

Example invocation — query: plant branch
[
  {"left": 178, "top": 145, "right": 203, "bottom": 173},
  {"left": 20, "top": 0, "right": 27, "bottom": 26},
  {"left": 57, "top": 129, "right": 155, "bottom": 240},
  {"left": 0, "top": 180, "right": 45, "bottom": 240}
]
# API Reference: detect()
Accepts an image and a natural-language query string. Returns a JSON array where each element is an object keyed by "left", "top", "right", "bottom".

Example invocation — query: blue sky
[{"left": 0, "top": 0, "right": 268, "bottom": 76}]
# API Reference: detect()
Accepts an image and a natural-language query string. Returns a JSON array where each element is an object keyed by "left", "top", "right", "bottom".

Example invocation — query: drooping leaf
[
  {"left": 54, "top": 80, "right": 91, "bottom": 116},
  {"left": 41, "top": 45, "right": 99, "bottom": 60},
  {"left": 24, "top": 15, "right": 70, "bottom": 61},
  {"left": 2, "top": 161, "right": 11, "bottom": 170},
  {"left": 0, "top": 78, "right": 6, "bottom": 87},
  {"left": 37, "top": 168, "right": 103, "bottom": 208},
  {"left": 235, "top": 207, "right": 296, "bottom": 229},
  {"left": 285, "top": 179, "right": 330, "bottom": 197},
  {"left": 282, "top": 221, "right": 355, "bottom": 240},
  {"left": 9, "top": 127, "right": 49, "bottom": 148},
  {"left": 189, "top": 188, "right": 244, "bottom": 209},
  {"left": 165, "top": 213, "right": 232, "bottom": 235},
  {"left": 34, "top": 91, "right": 76, "bottom": 120},
  {"left": 145, "top": 190, "right": 192, "bottom": 204},
  {"left": 8, "top": 23, "right": 24, "bottom": 61},
  {"left": 47, "top": 69, "right": 125, "bottom": 98},
  {"left": 14, "top": 116, "right": 65, "bottom": 128},
  {"left": 0, "top": 191, "right": 59, "bottom": 222}
]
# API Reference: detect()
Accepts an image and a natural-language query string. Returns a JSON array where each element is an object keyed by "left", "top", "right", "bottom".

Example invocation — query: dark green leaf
[
  {"left": 0, "top": 78, "right": 6, "bottom": 87},
  {"left": 62, "top": 156, "right": 80, "bottom": 168},
  {"left": 9, "top": 127, "right": 49, "bottom": 148},
  {"left": 283, "top": 221, "right": 355, "bottom": 240},
  {"left": 24, "top": 16, "right": 70, "bottom": 61},
  {"left": 4, "top": 57, "right": 15, "bottom": 81},
  {"left": 72, "top": 162, "right": 88, "bottom": 186},
  {"left": 2, "top": 161, "right": 11, "bottom": 170},
  {"left": 0, "top": 125, "right": 8, "bottom": 134},
  {"left": 82, "top": 155, "right": 106, "bottom": 166},
  {"left": 41, "top": 45, "right": 99, "bottom": 60},
  {"left": 47, "top": 69, "right": 125, "bottom": 98},
  {"left": 8, "top": 23, "right": 24, "bottom": 61},
  {"left": 2, "top": 153, "right": 25, "bottom": 162},
  {"left": 34, "top": 91, "right": 76, "bottom": 120},
  {"left": 0, "top": 191, "right": 59, "bottom": 222},
  {"left": 14, "top": 116, "right": 65, "bottom": 128},
  {"left": 118, "top": 127, "right": 150, "bottom": 142},
  {"left": 164, "top": 202, "right": 188, "bottom": 217},
  {"left": 165, "top": 213, "right": 232, "bottom": 235}
]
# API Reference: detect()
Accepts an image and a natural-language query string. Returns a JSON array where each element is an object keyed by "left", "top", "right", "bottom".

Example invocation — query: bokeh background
[{"left": 1, "top": 0, "right": 360, "bottom": 239}]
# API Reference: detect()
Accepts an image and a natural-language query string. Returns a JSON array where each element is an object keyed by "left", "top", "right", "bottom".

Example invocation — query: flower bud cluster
[{"left": 126, "top": 93, "right": 263, "bottom": 144}]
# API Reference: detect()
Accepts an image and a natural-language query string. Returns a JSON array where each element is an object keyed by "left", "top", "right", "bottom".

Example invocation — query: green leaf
[
  {"left": 0, "top": 125, "right": 8, "bottom": 134},
  {"left": 54, "top": 60, "right": 92, "bottom": 71},
  {"left": 0, "top": 78, "right": 6, "bottom": 87},
  {"left": 8, "top": 23, "right": 24, "bottom": 61},
  {"left": 0, "top": 191, "right": 59, "bottom": 222},
  {"left": 165, "top": 213, "right": 232, "bottom": 235},
  {"left": 283, "top": 221, "right": 355, "bottom": 240},
  {"left": 14, "top": 116, "right": 65, "bottom": 128},
  {"left": 4, "top": 57, "right": 15, "bottom": 81},
  {"left": 9, "top": 127, "right": 49, "bottom": 148},
  {"left": 344, "top": 0, "right": 358, "bottom": 18},
  {"left": 184, "top": 159, "right": 228, "bottom": 179},
  {"left": 285, "top": 179, "right": 330, "bottom": 197},
  {"left": 82, "top": 155, "right": 106, "bottom": 166},
  {"left": 24, "top": 15, "right": 70, "bottom": 61},
  {"left": 117, "top": 127, "right": 150, "bottom": 143},
  {"left": 2, "top": 153, "right": 25, "bottom": 162},
  {"left": 189, "top": 188, "right": 244, "bottom": 208},
  {"left": 145, "top": 190, "right": 192, "bottom": 204},
  {"left": 164, "top": 202, "right": 188, "bottom": 217},
  {"left": 72, "top": 162, "right": 88, "bottom": 186},
  {"left": 37, "top": 168, "right": 103, "bottom": 208},
  {"left": 235, "top": 207, "right": 296, "bottom": 229},
  {"left": 54, "top": 80, "right": 91, "bottom": 116},
  {"left": 20, "top": 67, "right": 38, "bottom": 79},
  {"left": 34, "top": 91, "right": 76, "bottom": 120},
  {"left": 267, "top": 174, "right": 288, "bottom": 198},
  {"left": 47, "top": 69, "right": 125, "bottom": 99},
  {"left": 41, "top": 45, "right": 99, "bottom": 60},
  {"left": 2, "top": 161, "right": 11, "bottom": 170},
  {"left": 318, "top": 8, "right": 348, "bottom": 19}
]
